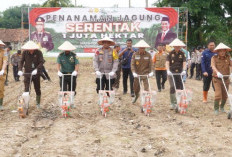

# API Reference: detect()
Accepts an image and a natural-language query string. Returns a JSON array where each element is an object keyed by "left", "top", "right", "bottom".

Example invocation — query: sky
[{"left": 0, "top": 0, "right": 157, "bottom": 11}]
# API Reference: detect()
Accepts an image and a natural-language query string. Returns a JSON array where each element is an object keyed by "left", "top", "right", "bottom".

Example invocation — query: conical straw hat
[
  {"left": 97, "top": 37, "right": 115, "bottom": 46},
  {"left": 21, "top": 41, "right": 39, "bottom": 50},
  {"left": 166, "top": 44, "right": 174, "bottom": 53},
  {"left": 58, "top": 41, "right": 76, "bottom": 51},
  {"left": 169, "top": 38, "right": 186, "bottom": 47},
  {"left": 0, "top": 40, "right": 5, "bottom": 46},
  {"left": 134, "top": 40, "right": 150, "bottom": 48},
  {"left": 214, "top": 43, "right": 231, "bottom": 52}
]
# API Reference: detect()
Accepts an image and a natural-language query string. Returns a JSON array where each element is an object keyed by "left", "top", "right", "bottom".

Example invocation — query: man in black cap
[
  {"left": 155, "top": 17, "right": 177, "bottom": 49},
  {"left": 30, "top": 17, "right": 54, "bottom": 52}
]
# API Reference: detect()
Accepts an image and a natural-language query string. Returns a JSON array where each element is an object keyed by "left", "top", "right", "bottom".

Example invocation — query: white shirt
[{"left": 162, "top": 29, "right": 170, "bottom": 37}]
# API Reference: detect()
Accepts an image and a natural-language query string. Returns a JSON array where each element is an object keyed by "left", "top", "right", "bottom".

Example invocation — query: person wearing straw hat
[
  {"left": 0, "top": 40, "right": 7, "bottom": 110},
  {"left": 131, "top": 40, "right": 154, "bottom": 103},
  {"left": 211, "top": 43, "right": 232, "bottom": 115},
  {"left": 57, "top": 41, "right": 79, "bottom": 101},
  {"left": 18, "top": 41, "right": 44, "bottom": 108},
  {"left": 201, "top": 40, "right": 216, "bottom": 103},
  {"left": 93, "top": 37, "right": 118, "bottom": 93},
  {"left": 166, "top": 38, "right": 187, "bottom": 109}
]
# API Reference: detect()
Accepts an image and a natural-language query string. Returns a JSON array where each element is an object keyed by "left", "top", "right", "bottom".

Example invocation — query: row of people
[
  {"left": 189, "top": 46, "right": 204, "bottom": 80},
  {"left": 4, "top": 48, "right": 51, "bottom": 83},
  {"left": 0, "top": 40, "right": 79, "bottom": 110},
  {"left": 93, "top": 37, "right": 232, "bottom": 115},
  {"left": 0, "top": 38, "right": 231, "bottom": 116}
]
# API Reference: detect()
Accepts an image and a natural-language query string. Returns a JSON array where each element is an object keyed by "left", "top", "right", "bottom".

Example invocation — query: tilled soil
[{"left": 1, "top": 58, "right": 232, "bottom": 157}]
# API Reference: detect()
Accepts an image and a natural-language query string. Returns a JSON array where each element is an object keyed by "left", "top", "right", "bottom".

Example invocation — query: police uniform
[
  {"left": 190, "top": 51, "right": 197, "bottom": 78},
  {"left": 196, "top": 50, "right": 202, "bottom": 80},
  {"left": 153, "top": 50, "right": 167, "bottom": 91},
  {"left": 31, "top": 32, "right": 54, "bottom": 51},
  {"left": 0, "top": 48, "right": 7, "bottom": 99},
  {"left": 30, "top": 17, "right": 54, "bottom": 51},
  {"left": 131, "top": 51, "right": 153, "bottom": 96},
  {"left": 57, "top": 52, "right": 79, "bottom": 92},
  {"left": 211, "top": 54, "right": 232, "bottom": 112},
  {"left": 167, "top": 49, "right": 186, "bottom": 107},
  {"left": 93, "top": 47, "right": 119, "bottom": 93},
  {"left": 11, "top": 52, "right": 22, "bottom": 81}
]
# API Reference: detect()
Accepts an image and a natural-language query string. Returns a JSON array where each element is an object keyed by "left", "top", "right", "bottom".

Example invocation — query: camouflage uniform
[{"left": 57, "top": 52, "right": 79, "bottom": 93}]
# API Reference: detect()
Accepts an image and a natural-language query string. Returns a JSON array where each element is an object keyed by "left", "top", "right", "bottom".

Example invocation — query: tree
[
  {"left": 0, "top": 1, "right": 75, "bottom": 29},
  {"left": 0, "top": 4, "right": 40, "bottom": 29},
  {"left": 154, "top": 0, "right": 232, "bottom": 48},
  {"left": 42, "top": 0, "right": 74, "bottom": 7},
  {"left": 0, "top": 6, "right": 22, "bottom": 28}
]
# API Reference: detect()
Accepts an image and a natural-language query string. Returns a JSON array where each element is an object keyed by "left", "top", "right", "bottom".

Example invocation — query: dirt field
[{"left": 1, "top": 58, "right": 232, "bottom": 157}]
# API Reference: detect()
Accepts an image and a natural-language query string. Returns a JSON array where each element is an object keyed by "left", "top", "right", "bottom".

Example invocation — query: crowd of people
[
  {"left": 93, "top": 37, "right": 232, "bottom": 115},
  {"left": 0, "top": 37, "right": 231, "bottom": 116},
  {"left": 0, "top": 40, "right": 79, "bottom": 110}
]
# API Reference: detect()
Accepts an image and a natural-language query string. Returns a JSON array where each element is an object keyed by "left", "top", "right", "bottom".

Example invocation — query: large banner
[{"left": 29, "top": 7, "right": 178, "bottom": 54}]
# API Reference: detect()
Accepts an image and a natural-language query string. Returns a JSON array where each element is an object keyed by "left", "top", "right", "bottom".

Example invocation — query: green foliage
[
  {"left": 141, "top": 24, "right": 162, "bottom": 49},
  {"left": 154, "top": 0, "right": 232, "bottom": 48},
  {"left": 0, "top": 0, "right": 75, "bottom": 29},
  {"left": 0, "top": 4, "right": 40, "bottom": 29},
  {"left": 42, "top": 0, "right": 74, "bottom": 7},
  {"left": 0, "top": 6, "right": 22, "bottom": 28}
]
